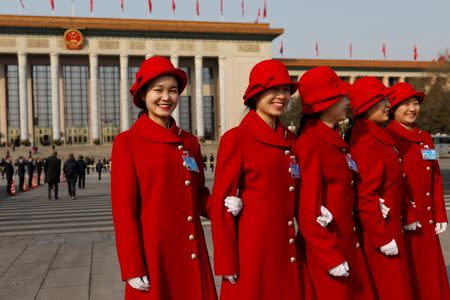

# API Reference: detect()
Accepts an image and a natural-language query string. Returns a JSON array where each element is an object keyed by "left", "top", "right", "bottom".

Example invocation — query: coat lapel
[
  {"left": 130, "top": 114, "right": 183, "bottom": 143},
  {"left": 386, "top": 121, "right": 424, "bottom": 144},
  {"left": 353, "top": 118, "right": 396, "bottom": 147},
  {"left": 304, "top": 118, "right": 348, "bottom": 149}
]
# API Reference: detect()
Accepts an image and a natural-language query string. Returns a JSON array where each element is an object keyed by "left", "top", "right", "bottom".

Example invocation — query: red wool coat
[
  {"left": 349, "top": 118, "right": 415, "bottom": 300},
  {"left": 296, "top": 119, "right": 375, "bottom": 300},
  {"left": 111, "top": 115, "right": 217, "bottom": 300},
  {"left": 211, "top": 110, "right": 304, "bottom": 300},
  {"left": 386, "top": 121, "right": 450, "bottom": 300}
]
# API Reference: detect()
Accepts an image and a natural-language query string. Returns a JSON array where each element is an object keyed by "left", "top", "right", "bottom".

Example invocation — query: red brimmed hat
[
  {"left": 348, "top": 77, "right": 391, "bottom": 116},
  {"left": 388, "top": 82, "right": 425, "bottom": 109},
  {"left": 298, "top": 66, "right": 350, "bottom": 114},
  {"left": 243, "top": 59, "right": 298, "bottom": 104},
  {"left": 130, "top": 56, "right": 188, "bottom": 109}
]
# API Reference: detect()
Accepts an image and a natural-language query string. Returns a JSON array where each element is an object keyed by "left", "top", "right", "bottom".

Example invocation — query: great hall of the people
[{"left": 0, "top": 14, "right": 446, "bottom": 146}]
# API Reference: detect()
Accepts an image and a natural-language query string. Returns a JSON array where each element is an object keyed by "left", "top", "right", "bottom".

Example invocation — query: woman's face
[
  {"left": 394, "top": 98, "right": 420, "bottom": 126},
  {"left": 143, "top": 75, "right": 179, "bottom": 123},
  {"left": 255, "top": 85, "right": 291, "bottom": 119},
  {"left": 366, "top": 98, "right": 390, "bottom": 125},
  {"left": 323, "top": 96, "right": 349, "bottom": 124}
]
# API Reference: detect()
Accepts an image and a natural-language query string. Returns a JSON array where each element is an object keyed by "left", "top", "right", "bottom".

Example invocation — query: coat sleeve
[
  {"left": 193, "top": 139, "right": 211, "bottom": 219},
  {"left": 110, "top": 134, "right": 147, "bottom": 281},
  {"left": 353, "top": 148, "right": 393, "bottom": 248},
  {"left": 296, "top": 141, "right": 346, "bottom": 271},
  {"left": 211, "top": 129, "right": 241, "bottom": 276},
  {"left": 401, "top": 178, "right": 418, "bottom": 226},
  {"left": 428, "top": 135, "right": 448, "bottom": 223}
]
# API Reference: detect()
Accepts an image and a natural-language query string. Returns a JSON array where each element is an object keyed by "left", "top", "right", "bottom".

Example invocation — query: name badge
[
  {"left": 289, "top": 155, "right": 300, "bottom": 179},
  {"left": 421, "top": 149, "right": 438, "bottom": 161},
  {"left": 182, "top": 152, "right": 200, "bottom": 172},
  {"left": 346, "top": 154, "right": 359, "bottom": 173}
]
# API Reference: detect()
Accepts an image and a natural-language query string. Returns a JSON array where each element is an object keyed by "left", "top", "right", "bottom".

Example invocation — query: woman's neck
[
  {"left": 255, "top": 110, "right": 277, "bottom": 130},
  {"left": 396, "top": 120, "right": 413, "bottom": 131},
  {"left": 319, "top": 114, "right": 336, "bottom": 129},
  {"left": 148, "top": 114, "right": 170, "bottom": 128}
]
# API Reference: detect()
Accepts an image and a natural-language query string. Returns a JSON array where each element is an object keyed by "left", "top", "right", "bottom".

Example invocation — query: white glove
[
  {"left": 435, "top": 222, "right": 448, "bottom": 234},
  {"left": 328, "top": 261, "right": 349, "bottom": 277},
  {"left": 127, "top": 276, "right": 150, "bottom": 291},
  {"left": 380, "top": 239, "right": 398, "bottom": 256},
  {"left": 224, "top": 196, "right": 243, "bottom": 216},
  {"left": 403, "top": 221, "right": 422, "bottom": 231},
  {"left": 379, "top": 198, "right": 390, "bottom": 219},
  {"left": 224, "top": 274, "right": 238, "bottom": 284},
  {"left": 316, "top": 205, "right": 333, "bottom": 227}
]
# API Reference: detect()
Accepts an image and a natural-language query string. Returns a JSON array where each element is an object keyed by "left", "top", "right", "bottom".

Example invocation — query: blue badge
[
  {"left": 421, "top": 149, "right": 438, "bottom": 161},
  {"left": 290, "top": 162, "right": 300, "bottom": 179},
  {"left": 182, "top": 152, "right": 200, "bottom": 172},
  {"left": 346, "top": 154, "right": 359, "bottom": 173}
]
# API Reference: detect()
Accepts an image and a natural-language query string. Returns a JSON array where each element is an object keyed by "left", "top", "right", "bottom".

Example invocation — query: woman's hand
[
  {"left": 328, "top": 261, "right": 349, "bottom": 277},
  {"left": 127, "top": 276, "right": 150, "bottom": 291},
  {"left": 224, "top": 274, "right": 238, "bottom": 284},
  {"left": 224, "top": 196, "right": 243, "bottom": 216}
]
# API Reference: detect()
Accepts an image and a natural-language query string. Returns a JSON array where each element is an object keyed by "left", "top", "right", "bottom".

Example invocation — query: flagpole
[
  {"left": 18, "top": 0, "right": 22, "bottom": 15},
  {"left": 71, "top": 0, "right": 74, "bottom": 17}
]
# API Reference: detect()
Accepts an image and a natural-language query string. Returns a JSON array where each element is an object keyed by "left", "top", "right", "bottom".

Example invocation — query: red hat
[
  {"left": 130, "top": 56, "right": 188, "bottom": 109},
  {"left": 243, "top": 59, "right": 298, "bottom": 105},
  {"left": 388, "top": 82, "right": 425, "bottom": 109},
  {"left": 298, "top": 66, "right": 350, "bottom": 114},
  {"left": 348, "top": 77, "right": 391, "bottom": 116}
]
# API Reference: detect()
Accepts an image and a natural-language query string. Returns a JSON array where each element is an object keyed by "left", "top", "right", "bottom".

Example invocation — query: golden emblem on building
[{"left": 64, "top": 29, "right": 83, "bottom": 50}]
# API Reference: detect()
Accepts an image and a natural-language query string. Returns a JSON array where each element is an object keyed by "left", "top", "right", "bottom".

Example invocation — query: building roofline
[{"left": 0, "top": 14, "right": 283, "bottom": 40}]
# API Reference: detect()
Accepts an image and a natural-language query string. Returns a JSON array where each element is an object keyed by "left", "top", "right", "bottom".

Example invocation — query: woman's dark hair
[
  {"left": 245, "top": 98, "right": 256, "bottom": 110},
  {"left": 297, "top": 113, "right": 320, "bottom": 136}
]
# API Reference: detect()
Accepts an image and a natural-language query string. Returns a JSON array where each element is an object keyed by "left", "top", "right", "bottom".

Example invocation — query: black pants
[
  {"left": 37, "top": 170, "right": 42, "bottom": 185},
  {"left": 28, "top": 172, "right": 33, "bottom": 188},
  {"left": 47, "top": 181, "right": 58, "bottom": 198},
  {"left": 6, "top": 176, "right": 13, "bottom": 195},
  {"left": 97, "top": 171, "right": 102, "bottom": 180},
  {"left": 78, "top": 173, "right": 85, "bottom": 189},
  {"left": 18, "top": 174, "right": 25, "bottom": 191},
  {"left": 67, "top": 179, "right": 76, "bottom": 197}
]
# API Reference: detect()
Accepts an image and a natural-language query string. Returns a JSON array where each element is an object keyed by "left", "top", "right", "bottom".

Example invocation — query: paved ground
[{"left": 0, "top": 163, "right": 449, "bottom": 300}]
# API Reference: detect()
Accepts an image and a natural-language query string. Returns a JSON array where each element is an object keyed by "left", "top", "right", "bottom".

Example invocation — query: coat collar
[
  {"left": 130, "top": 114, "right": 183, "bottom": 143},
  {"left": 353, "top": 118, "right": 396, "bottom": 147},
  {"left": 239, "top": 110, "right": 292, "bottom": 148},
  {"left": 303, "top": 118, "right": 348, "bottom": 149},
  {"left": 386, "top": 121, "right": 424, "bottom": 143}
]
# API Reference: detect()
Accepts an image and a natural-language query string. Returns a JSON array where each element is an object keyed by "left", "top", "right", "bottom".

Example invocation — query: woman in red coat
[
  {"left": 211, "top": 59, "right": 304, "bottom": 300},
  {"left": 385, "top": 82, "right": 450, "bottom": 300},
  {"left": 111, "top": 56, "right": 240, "bottom": 300},
  {"left": 347, "top": 77, "right": 418, "bottom": 300},
  {"left": 295, "top": 66, "right": 374, "bottom": 300}
]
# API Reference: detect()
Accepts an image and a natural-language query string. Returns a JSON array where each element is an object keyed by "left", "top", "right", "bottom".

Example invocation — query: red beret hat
[
  {"left": 130, "top": 56, "right": 188, "bottom": 109},
  {"left": 243, "top": 59, "right": 298, "bottom": 104},
  {"left": 348, "top": 77, "right": 391, "bottom": 116},
  {"left": 388, "top": 82, "right": 425, "bottom": 109},
  {"left": 298, "top": 66, "right": 350, "bottom": 114}
]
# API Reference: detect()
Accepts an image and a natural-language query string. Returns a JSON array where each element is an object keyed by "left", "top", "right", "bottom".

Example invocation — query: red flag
[
  {"left": 279, "top": 40, "right": 284, "bottom": 56},
  {"left": 315, "top": 41, "right": 319, "bottom": 57},
  {"left": 382, "top": 41, "right": 387, "bottom": 59},
  {"left": 349, "top": 42, "right": 353, "bottom": 58},
  {"left": 90, "top": 0, "right": 93, "bottom": 13},
  {"left": 413, "top": 44, "right": 418, "bottom": 61},
  {"left": 256, "top": 7, "right": 260, "bottom": 23},
  {"left": 148, "top": 0, "right": 152, "bottom": 15},
  {"left": 19, "top": 0, "right": 25, "bottom": 9},
  {"left": 241, "top": 0, "right": 244, "bottom": 19},
  {"left": 220, "top": 0, "right": 223, "bottom": 17},
  {"left": 196, "top": 0, "right": 200, "bottom": 16},
  {"left": 172, "top": 0, "right": 176, "bottom": 14},
  {"left": 263, "top": 0, "right": 267, "bottom": 18},
  {"left": 50, "top": 0, "right": 54, "bottom": 11}
]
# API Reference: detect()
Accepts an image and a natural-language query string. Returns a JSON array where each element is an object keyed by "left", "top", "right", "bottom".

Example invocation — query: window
[
  {"left": 32, "top": 65, "right": 52, "bottom": 127},
  {"left": 99, "top": 66, "right": 120, "bottom": 127},
  {"left": 202, "top": 67, "right": 214, "bottom": 85},
  {"left": 63, "top": 65, "right": 89, "bottom": 127},
  {"left": 128, "top": 66, "right": 141, "bottom": 124},
  {"left": 203, "top": 96, "right": 215, "bottom": 140},
  {"left": 179, "top": 96, "right": 192, "bottom": 132},
  {"left": 6, "top": 65, "right": 19, "bottom": 128}
]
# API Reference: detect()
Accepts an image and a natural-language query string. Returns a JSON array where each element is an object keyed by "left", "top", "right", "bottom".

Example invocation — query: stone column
[
  {"left": 170, "top": 55, "right": 180, "bottom": 125},
  {"left": 120, "top": 54, "right": 130, "bottom": 132},
  {"left": 399, "top": 76, "right": 406, "bottom": 83},
  {"left": 0, "top": 65, "right": 7, "bottom": 145},
  {"left": 50, "top": 53, "right": 61, "bottom": 142},
  {"left": 349, "top": 75, "right": 356, "bottom": 84},
  {"left": 145, "top": 54, "right": 153, "bottom": 60},
  {"left": 18, "top": 52, "right": 29, "bottom": 143},
  {"left": 218, "top": 56, "right": 226, "bottom": 136},
  {"left": 382, "top": 76, "right": 390, "bottom": 87},
  {"left": 89, "top": 53, "right": 100, "bottom": 143},
  {"left": 194, "top": 55, "right": 204, "bottom": 137}
]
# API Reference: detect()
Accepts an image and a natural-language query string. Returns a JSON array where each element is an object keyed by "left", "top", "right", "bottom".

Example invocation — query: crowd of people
[
  {"left": 0, "top": 152, "right": 112, "bottom": 199},
  {"left": 110, "top": 56, "right": 448, "bottom": 300}
]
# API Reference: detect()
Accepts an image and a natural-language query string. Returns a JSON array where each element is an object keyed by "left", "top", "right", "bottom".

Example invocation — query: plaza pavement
[{"left": 0, "top": 162, "right": 449, "bottom": 300}]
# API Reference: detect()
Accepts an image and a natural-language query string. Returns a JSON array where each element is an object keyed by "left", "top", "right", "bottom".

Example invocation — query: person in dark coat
[
  {"left": 15, "top": 157, "right": 25, "bottom": 192},
  {"left": 63, "top": 153, "right": 78, "bottom": 199},
  {"left": 76, "top": 155, "right": 87, "bottom": 189},
  {"left": 4, "top": 156, "right": 14, "bottom": 196},
  {"left": 96, "top": 159, "right": 103, "bottom": 180},
  {"left": 44, "top": 151, "right": 61, "bottom": 200},
  {"left": 0, "top": 158, "right": 6, "bottom": 179},
  {"left": 208, "top": 153, "right": 215, "bottom": 172},
  {"left": 27, "top": 157, "right": 35, "bottom": 189},
  {"left": 36, "top": 158, "right": 43, "bottom": 186}
]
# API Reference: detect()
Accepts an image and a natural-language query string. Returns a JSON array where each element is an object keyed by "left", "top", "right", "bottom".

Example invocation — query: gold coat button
[
  {"left": 429, "top": 220, "right": 434, "bottom": 224},
  {"left": 402, "top": 173, "right": 406, "bottom": 178},
  {"left": 284, "top": 150, "right": 290, "bottom": 155},
  {"left": 341, "top": 148, "right": 346, "bottom": 153},
  {"left": 426, "top": 192, "right": 430, "bottom": 196},
  {"left": 353, "top": 226, "right": 357, "bottom": 232},
  {"left": 427, "top": 206, "right": 432, "bottom": 211},
  {"left": 289, "top": 238, "right": 295, "bottom": 244},
  {"left": 191, "top": 253, "right": 197, "bottom": 260},
  {"left": 189, "top": 234, "right": 195, "bottom": 240},
  {"left": 187, "top": 216, "right": 193, "bottom": 222},
  {"left": 356, "top": 242, "right": 361, "bottom": 248},
  {"left": 426, "top": 167, "right": 431, "bottom": 171},
  {"left": 185, "top": 180, "right": 191, "bottom": 186},
  {"left": 351, "top": 180, "right": 354, "bottom": 186},
  {"left": 289, "top": 186, "right": 295, "bottom": 192},
  {"left": 420, "top": 142, "right": 424, "bottom": 146},
  {"left": 288, "top": 220, "right": 294, "bottom": 226},
  {"left": 178, "top": 145, "right": 184, "bottom": 150},
  {"left": 183, "top": 162, "right": 188, "bottom": 167},
  {"left": 290, "top": 257, "right": 297, "bottom": 263},
  {"left": 288, "top": 168, "right": 293, "bottom": 173},
  {"left": 399, "top": 158, "right": 402, "bottom": 163}
]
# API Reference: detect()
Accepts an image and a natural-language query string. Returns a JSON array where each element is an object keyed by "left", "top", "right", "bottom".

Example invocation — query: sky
[{"left": 0, "top": 0, "right": 449, "bottom": 61}]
